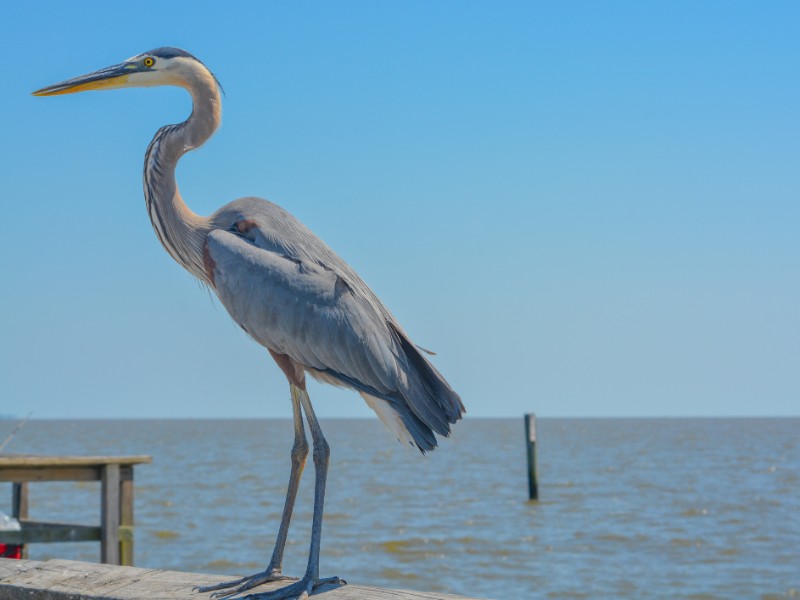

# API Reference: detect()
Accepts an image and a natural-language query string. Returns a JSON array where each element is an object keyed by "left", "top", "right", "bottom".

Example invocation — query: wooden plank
[
  {"left": 100, "top": 464, "right": 121, "bottom": 565},
  {"left": 0, "top": 521, "right": 101, "bottom": 544},
  {"left": 0, "top": 558, "right": 484, "bottom": 600},
  {"left": 0, "top": 466, "right": 102, "bottom": 482},
  {"left": 0, "top": 466, "right": 134, "bottom": 483},
  {"left": 0, "top": 455, "right": 152, "bottom": 468}
]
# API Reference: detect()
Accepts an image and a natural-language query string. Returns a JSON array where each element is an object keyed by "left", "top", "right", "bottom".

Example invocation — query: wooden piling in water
[
  {"left": 525, "top": 413, "right": 538, "bottom": 500},
  {"left": 0, "top": 558, "right": 485, "bottom": 600}
]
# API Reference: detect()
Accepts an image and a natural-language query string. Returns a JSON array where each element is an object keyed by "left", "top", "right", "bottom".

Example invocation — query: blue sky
[{"left": 1, "top": 1, "right": 797, "bottom": 419}]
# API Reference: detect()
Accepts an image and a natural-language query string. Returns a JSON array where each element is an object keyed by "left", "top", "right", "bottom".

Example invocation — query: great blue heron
[{"left": 34, "top": 48, "right": 464, "bottom": 600}]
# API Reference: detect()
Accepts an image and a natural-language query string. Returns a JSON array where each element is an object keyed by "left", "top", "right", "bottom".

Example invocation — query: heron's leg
[
  {"left": 242, "top": 385, "right": 345, "bottom": 600},
  {"left": 297, "top": 385, "right": 329, "bottom": 583},
  {"left": 197, "top": 390, "right": 307, "bottom": 597},
  {"left": 268, "top": 386, "right": 309, "bottom": 572}
]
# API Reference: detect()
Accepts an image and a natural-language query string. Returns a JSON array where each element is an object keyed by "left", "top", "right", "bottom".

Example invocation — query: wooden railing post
[
  {"left": 119, "top": 467, "right": 134, "bottom": 566},
  {"left": 101, "top": 464, "right": 121, "bottom": 564},
  {"left": 12, "top": 482, "right": 29, "bottom": 558}
]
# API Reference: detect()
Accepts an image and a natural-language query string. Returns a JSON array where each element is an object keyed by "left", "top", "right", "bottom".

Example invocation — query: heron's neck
[{"left": 143, "top": 67, "right": 221, "bottom": 282}]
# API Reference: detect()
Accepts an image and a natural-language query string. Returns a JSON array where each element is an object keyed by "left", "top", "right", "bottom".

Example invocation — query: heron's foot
[
  {"left": 242, "top": 575, "right": 346, "bottom": 600},
  {"left": 194, "top": 568, "right": 297, "bottom": 598}
]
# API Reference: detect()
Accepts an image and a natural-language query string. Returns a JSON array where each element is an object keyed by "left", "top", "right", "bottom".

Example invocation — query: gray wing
[
  {"left": 207, "top": 227, "right": 399, "bottom": 391},
  {"left": 205, "top": 198, "right": 464, "bottom": 450}
]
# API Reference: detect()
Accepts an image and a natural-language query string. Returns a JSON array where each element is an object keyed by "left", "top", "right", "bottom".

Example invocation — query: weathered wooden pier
[
  {"left": 0, "top": 558, "right": 484, "bottom": 599},
  {"left": 0, "top": 455, "right": 152, "bottom": 565}
]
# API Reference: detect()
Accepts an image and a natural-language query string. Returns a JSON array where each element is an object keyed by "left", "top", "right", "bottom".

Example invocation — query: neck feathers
[{"left": 143, "top": 60, "right": 220, "bottom": 282}]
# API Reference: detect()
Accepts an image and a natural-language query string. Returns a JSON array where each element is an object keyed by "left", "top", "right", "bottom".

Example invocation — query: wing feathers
[{"left": 206, "top": 206, "right": 463, "bottom": 451}]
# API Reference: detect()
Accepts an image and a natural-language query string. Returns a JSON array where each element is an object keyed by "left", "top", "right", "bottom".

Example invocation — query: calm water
[{"left": 3, "top": 418, "right": 799, "bottom": 599}]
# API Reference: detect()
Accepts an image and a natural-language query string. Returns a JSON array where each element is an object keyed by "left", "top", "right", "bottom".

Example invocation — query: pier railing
[{"left": 0, "top": 455, "right": 152, "bottom": 565}]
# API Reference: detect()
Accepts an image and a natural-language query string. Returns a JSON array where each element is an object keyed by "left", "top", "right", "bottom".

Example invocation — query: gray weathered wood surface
[{"left": 0, "top": 558, "right": 485, "bottom": 600}]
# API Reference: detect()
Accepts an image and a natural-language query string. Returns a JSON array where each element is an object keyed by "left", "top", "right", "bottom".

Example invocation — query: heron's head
[{"left": 33, "top": 47, "right": 222, "bottom": 96}]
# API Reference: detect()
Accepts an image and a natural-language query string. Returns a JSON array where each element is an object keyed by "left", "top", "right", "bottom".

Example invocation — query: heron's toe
[
  {"left": 195, "top": 568, "right": 297, "bottom": 599},
  {"left": 241, "top": 575, "right": 346, "bottom": 600}
]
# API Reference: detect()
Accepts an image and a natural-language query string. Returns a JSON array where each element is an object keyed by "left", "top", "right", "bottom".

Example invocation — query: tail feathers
[
  {"left": 392, "top": 325, "right": 466, "bottom": 434},
  {"left": 317, "top": 326, "right": 464, "bottom": 453},
  {"left": 359, "top": 326, "right": 465, "bottom": 454},
  {"left": 361, "top": 392, "right": 437, "bottom": 452}
]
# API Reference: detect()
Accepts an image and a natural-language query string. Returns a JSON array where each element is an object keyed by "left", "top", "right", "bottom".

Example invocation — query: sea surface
[{"left": 2, "top": 418, "right": 798, "bottom": 599}]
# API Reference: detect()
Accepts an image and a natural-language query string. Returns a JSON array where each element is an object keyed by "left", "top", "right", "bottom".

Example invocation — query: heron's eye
[{"left": 143, "top": 57, "right": 155, "bottom": 68}]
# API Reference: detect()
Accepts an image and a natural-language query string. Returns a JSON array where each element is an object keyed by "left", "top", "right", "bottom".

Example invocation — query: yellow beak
[{"left": 33, "top": 62, "right": 137, "bottom": 96}]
